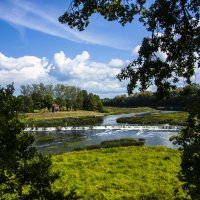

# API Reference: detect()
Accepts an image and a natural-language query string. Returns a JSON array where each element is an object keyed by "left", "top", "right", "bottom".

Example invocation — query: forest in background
[{"left": 103, "top": 84, "right": 200, "bottom": 110}]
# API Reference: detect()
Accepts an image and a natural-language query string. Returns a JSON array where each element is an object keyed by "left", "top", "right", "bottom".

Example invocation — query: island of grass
[
  {"left": 117, "top": 112, "right": 189, "bottom": 126},
  {"left": 51, "top": 146, "right": 188, "bottom": 199},
  {"left": 103, "top": 106, "right": 158, "bottom": 115},
  {"left": 74, "top": 138, "right": 145, "bottom": 151}
]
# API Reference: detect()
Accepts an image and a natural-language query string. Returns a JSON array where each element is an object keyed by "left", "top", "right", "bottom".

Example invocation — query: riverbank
[
  {"left": 51, "top": 146, "right": 187, "bottom": 199},
  {"left": 117, "top": 112, "right": 188, "bottom": 126},
  {"left": 103, "top": 106, "right": 158, "bottom": 115},
  {"left": 21, "top": 107, "right": 158, "bottom": 127}
]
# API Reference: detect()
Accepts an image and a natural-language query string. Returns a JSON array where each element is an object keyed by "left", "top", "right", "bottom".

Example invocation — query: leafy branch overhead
[
  {"left": 59, "top": 0, "right": 200, "bottom": 95},
  {"left": 59, "top": 0, "right": 145, "bottom": 31}
]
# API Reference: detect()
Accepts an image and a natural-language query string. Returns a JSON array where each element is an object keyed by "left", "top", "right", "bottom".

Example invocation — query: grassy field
[
  {"left": 22, "top": 107, "right": 158, "bottom": 121},
  {"left": 103, "top": 106, "right": 158, "bottom": 115},
  {"left": 117, "top": 112, "right": 189, "bottom": 126},
  {"left": 52, "top": 146, "right": 189, "bottom": 199},
  {"left": 20, "top": 110, "right": 104, "bottom": 127},
  {"left": 21, "top": 110, "right": 104, "bottom": 122}
]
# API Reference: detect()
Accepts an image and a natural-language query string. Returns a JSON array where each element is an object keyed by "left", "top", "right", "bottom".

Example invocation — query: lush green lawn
[
  {"left": 52, "top": 146, "right": 189, "bottom": 199},
  {"left": 117, "top": 112, "right": 189, "bottom": 126},
  {"left": 103, "top": 106, "right": 158, "bottom": 115}
]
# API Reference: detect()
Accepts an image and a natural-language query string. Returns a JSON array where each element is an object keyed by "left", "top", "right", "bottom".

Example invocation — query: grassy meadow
[
  {"left": 103, "top": 106, "right": 158, "bottom": 115},
  {"left": 117, "top": 112, "right": 189, "bottom": 126},
  {"left": 52, "top": 146, "right": 189, "bottom": 199},
  {"left": 22, "top": 110, "right": 104, "bottom": 121}
]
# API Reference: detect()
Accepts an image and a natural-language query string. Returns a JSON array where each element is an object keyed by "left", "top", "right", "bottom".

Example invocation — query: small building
[{"left": 51, "top": 104, "right": 60, "bottom": 112}]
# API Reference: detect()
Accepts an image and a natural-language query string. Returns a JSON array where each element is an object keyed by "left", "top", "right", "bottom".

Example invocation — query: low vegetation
[
  {"left": 117, "top": 112, "right": 188, "bottom": 126},
  {"left": 24, "top": 116, "right": 103, "bottom": 128},
  {"left": 74, "top": 138, "right": 145, "bottom": 151},
  {"left": 103, "top": 106, "right": 158, "bottom": 115},
  {"left": 52, "top": 146, "right": 189, "bottom": 199},
  {"left": 22, "top": 110, "right": 103, "bottom": 121},
  {"left": 21, "top": 107, "right": 159, "bottom": 127}
]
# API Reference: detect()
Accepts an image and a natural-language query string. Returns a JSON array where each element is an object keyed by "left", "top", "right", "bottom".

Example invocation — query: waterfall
[{"left": 25, "top": 124, "right": 181, "bottom": 132}]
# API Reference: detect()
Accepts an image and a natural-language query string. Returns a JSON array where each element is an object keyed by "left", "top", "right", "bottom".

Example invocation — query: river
[{"left": 31, "top": 111, "right": 181, "bottom": 154}]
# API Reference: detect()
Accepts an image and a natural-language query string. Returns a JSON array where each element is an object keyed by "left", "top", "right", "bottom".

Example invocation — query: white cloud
[
  {"left": 0, "top": 51, "right": 128, "bottom": 98},
  {"left": 53, "top": 51, "right": 127, "bottom": 97},
  {"left": 109, "top": 59, "right": 130, "bottom": 68},
  {"left": 1, "top": 51, "right": 199, "bottom": 98},
  {"left": 54, "top": 51, "right": 121, "bottom": 81},
  {"left": 0, "top": 53, "right": 54, "bottom": 86},
  {"left": 132, "top": 45, "right": 140, "bottom": 56}
]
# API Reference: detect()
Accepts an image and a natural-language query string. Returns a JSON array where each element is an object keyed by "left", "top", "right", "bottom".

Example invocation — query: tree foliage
[
  {"left": 59, "top": 0, "right": 199, "bottom": 96},
  {"left": 103, "top": 84, "right": 200, "bottom": 109},
  {"left": 171, "top": 89, "right": 200, "bottom": 199},
  {"left": 0, "top": 84, "right": 73, "bottom": 199},
  {"left": 59, "top": 1, "right": 200, "bottom": 198},
  {"left": 20, "top": 83, "right": 103, "bottom": 112}
]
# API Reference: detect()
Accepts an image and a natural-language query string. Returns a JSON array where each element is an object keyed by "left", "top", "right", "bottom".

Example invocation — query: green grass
[
  {"left": 103, "top": 106, "right": 159, "bottom": 115},
  {"left": 74, "top": 138, "right": 145, "bottom": 151},
  {"left": 24, "top": 116, "right": 103, "bottom": 127},
  {"left": 20, "top": 110, "right": 104, "bottom": 122},
  {"left": 117, "top": 112, "right": 189, "bottom": 126},
  {"left": 52, "top": 146, "right": 189, "bottom": 199}
]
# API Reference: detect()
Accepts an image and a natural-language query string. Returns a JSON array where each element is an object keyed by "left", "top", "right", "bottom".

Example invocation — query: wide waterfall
[{"left": 25, "top": 124, "right": 181, "bottom": 132}]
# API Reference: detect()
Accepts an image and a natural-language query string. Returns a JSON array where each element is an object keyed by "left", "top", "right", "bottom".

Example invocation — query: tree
[
  {"left": 59, "top": 1, "right": 200, "bottom": 198},
  {"left": 0, "top": 84, "right": 71, "bottom": 199},
  {"left": 17, "top": 95, "right": 34, "bottom": 113},
  {"left": 171, "top": 89, "right": 200, "bottom": 199},
  {"left": 59, "top": 0, "right": 199, "bottom": 95}
]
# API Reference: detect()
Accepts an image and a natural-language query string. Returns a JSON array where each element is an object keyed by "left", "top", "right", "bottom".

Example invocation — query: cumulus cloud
[
  {"left": 109, "top": 59, "right": 130, "bottom": 68},
  {"left": 53, "top": 51, "right": 127, "bottom": 97},
  {"left": 2, "top": 50, "right": 199, "bottom": 98},
  {"left": 0, "top": 51, "right": 128, "bottom": 97},
  {"left": 0, "top": 53, "right": 54, "bottom": 87},
  {"left": 54, "top": 51, "right": 122, "bottom": 82}
]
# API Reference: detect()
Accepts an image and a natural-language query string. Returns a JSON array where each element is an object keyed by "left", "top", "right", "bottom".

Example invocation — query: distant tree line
[
  {"left": 103, "top": 84, "right": 200, "bottom": 110},
  {"left": 18, "top": 83, "right": 103, "bottom": 113}
]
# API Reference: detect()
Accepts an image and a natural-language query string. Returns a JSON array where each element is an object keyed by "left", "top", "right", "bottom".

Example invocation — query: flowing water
[{"left": 31, "top": 111, "right": 181, "bottom": 154}]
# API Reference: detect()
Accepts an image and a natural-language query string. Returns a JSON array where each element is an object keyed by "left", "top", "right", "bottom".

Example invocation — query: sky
[{"left": 0, "top": 0, "right": 199, "bottom": 98}]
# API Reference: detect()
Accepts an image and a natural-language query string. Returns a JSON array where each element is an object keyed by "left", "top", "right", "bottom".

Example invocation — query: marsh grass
[
  {"left": 103, "top": 106, "right": 158, "bottom": 115},
  {"left": 117, "top": 112, "right": 188, "bottom": 126},
  {"left": 24, "top": 116, "right": 103, "bottom": 127},
  {"left": 74, "top": 138, "right": 145, "bottom": 151},
  {"left": 21, "top": 110, "right": 104, "bottom": 121},
  {"left": 52, "top": 146, "right": 189, "bottom": 199}
]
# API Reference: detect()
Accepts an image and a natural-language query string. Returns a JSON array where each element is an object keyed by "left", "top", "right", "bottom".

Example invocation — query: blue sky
[{"left": 1, "top": 0, "right": 198, "bottom": 97}]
